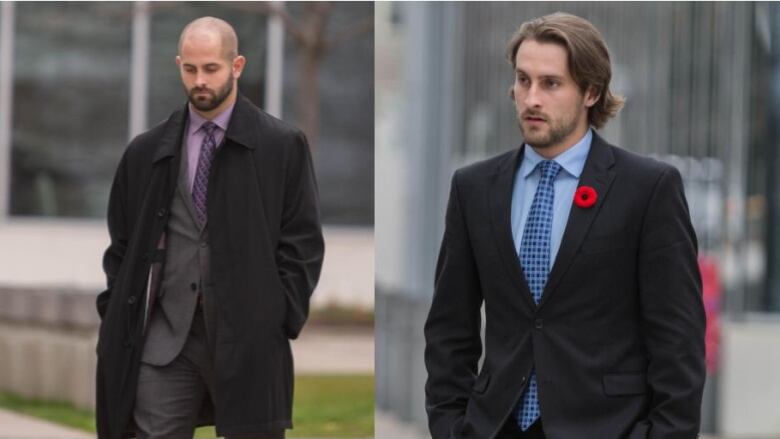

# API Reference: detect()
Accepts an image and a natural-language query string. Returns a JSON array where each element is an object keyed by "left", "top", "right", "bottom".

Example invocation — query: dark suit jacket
[
  {"left": 95, "top": 95, "right": 324, "bottom": 438},
  {"left": 424, "top": 132, "right": 705, "bottom": 439}
]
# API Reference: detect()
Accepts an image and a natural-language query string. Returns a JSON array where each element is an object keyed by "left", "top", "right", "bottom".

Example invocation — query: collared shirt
[
  {"left": 511, "top": 128, "right": 593, "bottom": 270},
  {"left": 185, "top": 102, "right": 236, "bottom": 192}
]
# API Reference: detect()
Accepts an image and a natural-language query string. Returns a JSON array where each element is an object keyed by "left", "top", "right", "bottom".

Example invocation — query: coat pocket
[{"left": 602, "top": 372, "right": 647, "bottom": 396}]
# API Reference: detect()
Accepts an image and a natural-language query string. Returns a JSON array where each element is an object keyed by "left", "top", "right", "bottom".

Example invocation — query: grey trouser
[{"left": 134, "top": 306, "right": 284, "bottom": 439}]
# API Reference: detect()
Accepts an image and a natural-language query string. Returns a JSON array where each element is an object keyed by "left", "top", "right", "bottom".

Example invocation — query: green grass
[
  {"left": 0, "top": 374, "right": 374, "bottom": 438},
  {"left": 289, "top": 375, "right": 373, "bottom": 437}
]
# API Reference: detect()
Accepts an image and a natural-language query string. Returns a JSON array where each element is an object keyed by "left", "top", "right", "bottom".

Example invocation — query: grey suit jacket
[{"left": 142, "top": 138, "right": 215, "bottom": 365}]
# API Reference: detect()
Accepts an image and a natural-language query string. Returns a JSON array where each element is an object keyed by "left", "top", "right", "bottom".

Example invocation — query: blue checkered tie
[{"left": 517, "top": 159, "right": 561, "bottom": 431}]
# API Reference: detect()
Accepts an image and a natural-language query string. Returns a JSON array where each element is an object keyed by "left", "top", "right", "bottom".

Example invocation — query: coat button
[
  {"left": 123, "top": 340, "right": 132, "bottom": 348},
  {"left": 534, "top": 319, "right": 543, "bottom": 329},
  {"left": 127, "top": 296, "right": 136, "bottom": 305},
  {"left": 190, "top": 283, "right": 197, "bottom": 292},
  {"left": 521, "top": 376, "right": 526, "bottom": 383},
  {"left": 157, "top": 208, "right": 166, "bottom": 218}
]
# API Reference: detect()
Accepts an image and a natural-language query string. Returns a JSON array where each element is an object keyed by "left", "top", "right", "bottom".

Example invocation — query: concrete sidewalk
[
  {"left": 292, "top": 326, "right": 374, "bottom": 374},
  {"left": 0, "top": 408, "right": 366, "bottom": 439},
  {"left": 0, "top": 408, "right": 92, "bottom": 439}
]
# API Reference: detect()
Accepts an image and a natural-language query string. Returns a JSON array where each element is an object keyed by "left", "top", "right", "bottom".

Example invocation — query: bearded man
[
  {"left": 95, "top": 17, "right": 324, "bottom": 439},
  {"left": 424, "top": 12, "right": 705, "bottom": 439}
]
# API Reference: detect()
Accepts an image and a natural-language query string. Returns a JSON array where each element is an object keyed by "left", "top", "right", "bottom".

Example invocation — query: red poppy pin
[{"left": 574, "top": 186, "right": 597, "bottom": 208}]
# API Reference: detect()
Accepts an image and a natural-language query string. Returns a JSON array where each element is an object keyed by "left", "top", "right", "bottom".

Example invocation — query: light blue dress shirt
[{"left": 511, "top": 129, "right": 593, "bottom": 270}]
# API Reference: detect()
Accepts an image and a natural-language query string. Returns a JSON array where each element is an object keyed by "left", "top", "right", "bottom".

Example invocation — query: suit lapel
[
  {"left": 177, "top": 138, "right": 204, "bottom": 231},
  {"left": 489, "top": 147, "right": 536, "bottom": 310},
  {"left": 538, "top": 132, "right": 616, "bottom": 309}
]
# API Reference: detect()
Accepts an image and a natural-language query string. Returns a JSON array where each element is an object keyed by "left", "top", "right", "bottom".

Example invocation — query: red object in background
[{"left": 699, "top": 254, "right": 721, "bottom": 375}]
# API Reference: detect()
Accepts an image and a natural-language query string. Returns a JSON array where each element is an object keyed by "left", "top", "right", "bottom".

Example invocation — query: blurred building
[
  {"left": 0, "top": 1, "right": 373, "bottom": 412},
  {"left": 376, "top": 2, "right": 780, "bottom": 437}
]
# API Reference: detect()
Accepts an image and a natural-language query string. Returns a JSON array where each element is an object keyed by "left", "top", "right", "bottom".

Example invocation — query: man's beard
[
  {"left": 518, "top": 106, "right": 582, "bottom": 150},
  {"left": 187, "top": 73, "right": 234, "bottom": 112}
]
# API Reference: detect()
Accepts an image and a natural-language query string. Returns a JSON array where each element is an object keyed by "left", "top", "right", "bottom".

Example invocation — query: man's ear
[
  {"left": 232, "top": 55, "right": 246, "bottom": 79},
  {"left": 584, "top": 85, "right": 600, "bottom": 108},
  {"left": 176, "top": 56, "right": 182, "bottom": 67}
]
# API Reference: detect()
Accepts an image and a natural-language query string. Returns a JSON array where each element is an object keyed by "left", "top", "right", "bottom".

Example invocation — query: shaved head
[
  {"left": 178, "top": 16, "right": 238, "bottom": 61},
  {"left": 176, "top": 17, "right": 245, "bottom": 118}
]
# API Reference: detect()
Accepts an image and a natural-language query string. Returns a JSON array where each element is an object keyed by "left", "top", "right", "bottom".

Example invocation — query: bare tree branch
[
  {"left": 324, "top": 15, "right": 374, "bottom": 51},
  {"left": 223, "top": 2, "right": 307, "bottom": 44}
]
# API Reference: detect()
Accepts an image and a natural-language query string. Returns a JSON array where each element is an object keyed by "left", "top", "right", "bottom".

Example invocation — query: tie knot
[
  {"left": 539, "top": 160, "right": 561, "bottom": 181},
  {"left": 201, "top": 121, "right": 218, "bottom": 136}
]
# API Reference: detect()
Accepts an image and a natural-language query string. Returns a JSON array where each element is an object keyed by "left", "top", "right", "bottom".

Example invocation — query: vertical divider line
[{"left": 0, "top": 2, "right": 16, "bottom": 221}]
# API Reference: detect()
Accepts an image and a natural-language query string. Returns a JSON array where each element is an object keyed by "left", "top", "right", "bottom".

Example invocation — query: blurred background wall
[
  {"left": 0, "top": 0, "right": 374, "bottom": 419},
  {"left": 376, "top": 2, "right": 780, "bottom": 437}
]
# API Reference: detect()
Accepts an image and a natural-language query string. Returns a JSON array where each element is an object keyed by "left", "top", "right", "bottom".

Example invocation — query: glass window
[
  {"left": 10, "top": 2, "right": 132, "bottom": 218},
  {"left": 282, "top": 2, "right": 374, "bottom": 225}
]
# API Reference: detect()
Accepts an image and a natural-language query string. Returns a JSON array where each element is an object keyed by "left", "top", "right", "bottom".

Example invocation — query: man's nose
[
  {"left": 195, "top": 72, "right": 207, "bottom": 88},
  {"left": 523, "top": 83, "right": 542, "bottom": 108}
]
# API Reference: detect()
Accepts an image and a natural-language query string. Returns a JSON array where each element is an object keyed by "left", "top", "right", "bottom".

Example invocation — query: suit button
[
  {"left": 127, "top": 296, "right": 137, "bottom": 305},
  {"left": 190, "top": 283, "right": 197, "bottom": 292},
  {"left": 521, "top": 376, "right": 526, "bottom": 383},
  {"left": 123, "top": 340, "right": 132, "bottom": 348},
  {"left": 534, "top": 319, "right": 543, "bottom": 329},
  {"left": 200, "top": 242, "right": 207, "bottom": 248},
  {"left": 157, "top": 208, "right": 166, "bottom": 218}
]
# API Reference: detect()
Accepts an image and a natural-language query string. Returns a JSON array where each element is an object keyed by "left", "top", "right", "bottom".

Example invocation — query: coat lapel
[
  {"left": 538, "top": 132, "right": 616, "bottom": 309},
  {"left": 224, "top": 95, "right": 259, "bottom": 150},
  {"left": 489, "top": 147, "right": 537, "bottom": 310},
  {"left": 143, "top": 104, "right": 186, "bottom": 331},
  {"left": 153, "top": 104, "right": 186, "bottom": 164}
]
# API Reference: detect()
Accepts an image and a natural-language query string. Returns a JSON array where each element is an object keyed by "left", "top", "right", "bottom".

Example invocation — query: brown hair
[{"left": 506, "top": 12, "right": 624, "bottom": 129}]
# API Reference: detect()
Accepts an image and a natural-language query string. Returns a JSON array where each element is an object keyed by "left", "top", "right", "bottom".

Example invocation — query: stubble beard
[
  {"left": 517, "top": 103, "right": 584, "bottom": 150},
  {"left": 188, "top": 73, "right": 234, "bottom": 112}
]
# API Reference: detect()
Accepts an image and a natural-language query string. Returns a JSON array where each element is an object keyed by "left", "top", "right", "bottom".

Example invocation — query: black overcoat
[{"left": 95, "top": 95, "right": 324, "bottom": 438}]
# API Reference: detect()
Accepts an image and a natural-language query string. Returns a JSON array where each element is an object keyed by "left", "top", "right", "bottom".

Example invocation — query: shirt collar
[
  {"left": 187, "top": 100, "right": 236, "bottom": 135},
  {"left": 521, "top": 128, "right": 593, "bottom": 179}
]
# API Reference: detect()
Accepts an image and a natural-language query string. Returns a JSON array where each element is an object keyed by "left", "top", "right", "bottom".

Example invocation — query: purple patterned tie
[{"left": 192, "top": 121, "right": 218, "bottom": 226}]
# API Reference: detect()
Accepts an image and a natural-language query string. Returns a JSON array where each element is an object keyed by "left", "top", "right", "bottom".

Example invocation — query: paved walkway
[
  {"left": 0, "top": 408, "right": 92, "bottom": 439},
  {"left": 0, "top": 408, "right": 365, "bottom": 439},
  {"left": 375, "top": 410, "right": 428, "bottom": 439},
  {"left": 293, "top": 326, "right": 373, "bottom": 374}
]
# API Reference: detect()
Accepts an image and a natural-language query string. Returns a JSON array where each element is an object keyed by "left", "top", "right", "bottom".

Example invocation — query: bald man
[{"left": 95, "top": 17, "right": 324, "bottom": 439}]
